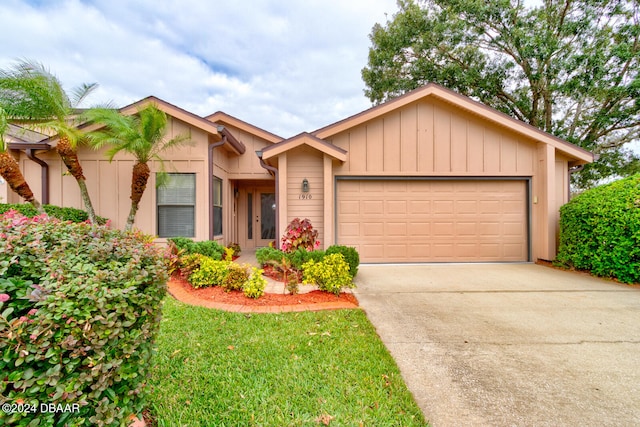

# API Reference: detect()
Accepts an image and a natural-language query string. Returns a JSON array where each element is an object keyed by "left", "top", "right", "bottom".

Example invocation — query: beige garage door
[{"left": 336, "top": 179, "right": 528, "bottom": 263}]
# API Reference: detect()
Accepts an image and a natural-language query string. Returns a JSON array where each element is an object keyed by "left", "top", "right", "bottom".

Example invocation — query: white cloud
[{"left": 1, "top": 0, "right": 397, "bottom": 137}]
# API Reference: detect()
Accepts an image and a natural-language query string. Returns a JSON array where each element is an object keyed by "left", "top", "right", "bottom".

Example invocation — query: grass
[{"left": 148, "top": 297, "right": 428, "bottom": 426}]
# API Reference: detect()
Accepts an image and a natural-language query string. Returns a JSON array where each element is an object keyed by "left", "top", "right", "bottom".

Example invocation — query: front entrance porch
[{"left": 235, "top": 180, "right": 276, "bottom": 250}]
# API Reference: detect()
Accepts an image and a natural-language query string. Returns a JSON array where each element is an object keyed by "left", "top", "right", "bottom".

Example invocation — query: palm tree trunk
[
  {"left": 57, "top": 136, "right": 97, "bottom": 223},
  {"left": 0, "top": 151, "right": 45, "bottom": 213},
  {"left": 126, "top": 161, "right": 151, "bottom": 231}
]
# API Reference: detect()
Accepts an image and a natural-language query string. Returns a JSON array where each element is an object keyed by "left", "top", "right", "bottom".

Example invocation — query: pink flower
[
  {"left": 0, "top": 294, "right": 9, "bottom": 302},
  {"left": 28, "top": 309, "right": 38, "bottom": 316}
]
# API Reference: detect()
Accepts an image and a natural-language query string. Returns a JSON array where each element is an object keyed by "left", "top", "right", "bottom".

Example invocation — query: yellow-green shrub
[
  {"left": 243, "top": 268, "right": 267, "bottom": 298},
  {"left": 302, "top": 253, "right": 355, "bottom": 295},
  {"left": 222, "top": 263, "right": 250, "bottom": 292},
  {"left": 188, "top": 258, "right": 230, "bottom": 288}
]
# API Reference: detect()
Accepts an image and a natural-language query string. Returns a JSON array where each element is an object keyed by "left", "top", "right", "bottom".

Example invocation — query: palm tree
[
  {"left": 0, "top": 107, "right": 44, "bottom": 211},
  {"left": 0, "top": 60, "right": 99, "bottom": 223},
  {"left": 84, "top": 104, "right": 189, "bottom": 231}
]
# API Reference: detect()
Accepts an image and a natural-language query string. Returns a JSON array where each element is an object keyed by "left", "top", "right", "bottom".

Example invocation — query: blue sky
[{"left": 1, "top": 0, "right": 399, "bottom": 137}]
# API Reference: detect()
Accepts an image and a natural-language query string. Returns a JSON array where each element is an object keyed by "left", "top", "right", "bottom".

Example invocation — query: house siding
[
  {"left": 286, "top": 145, "right": 324, "bottom": 247},
  {"left": 329, "top": 99, "right": 536, "bottom": 176}
]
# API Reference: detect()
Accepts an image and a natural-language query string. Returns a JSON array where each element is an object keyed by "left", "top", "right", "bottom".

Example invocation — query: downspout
[
  {"left": 25, "top": 149, "right": 49, "bottom": 205},
  {"left": 208, "top": 127, "right": 227, "bottom": 241},
  {"left": 256, "top": 151, "right": 279, "bottom": 249}
]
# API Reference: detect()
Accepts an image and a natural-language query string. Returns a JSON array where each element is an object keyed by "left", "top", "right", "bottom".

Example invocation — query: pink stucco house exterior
[{"left": 2, "top": 83, "right": 593, "bottom": 263}]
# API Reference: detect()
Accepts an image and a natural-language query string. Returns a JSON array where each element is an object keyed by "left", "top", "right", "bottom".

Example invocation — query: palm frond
[{"left": 71, "top": 83, "right": 99, "bottom": 108}]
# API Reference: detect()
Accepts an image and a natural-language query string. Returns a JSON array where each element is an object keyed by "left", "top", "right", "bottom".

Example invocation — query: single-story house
[{"left": 1, "top": 83, "right": 593, "bottom": 263}]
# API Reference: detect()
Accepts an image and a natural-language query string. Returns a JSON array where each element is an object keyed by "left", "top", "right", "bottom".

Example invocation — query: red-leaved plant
[{"left": 281, "top": 217, "right": 320, "bottom": 253}]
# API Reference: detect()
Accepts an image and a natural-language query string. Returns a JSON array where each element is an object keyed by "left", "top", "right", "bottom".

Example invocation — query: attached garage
[
  {"left": 259, "top": 83, "right": 594, "bottom": 263},
  {"left": 336, "top": 179, "right": 528, "bottom": 263}
]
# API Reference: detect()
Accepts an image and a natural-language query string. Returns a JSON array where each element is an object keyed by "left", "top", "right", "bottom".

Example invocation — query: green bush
[
  {"left": 168, "top": 237, "right": 224, "bottom": 260},
  {"left": 222, "top": 263, "right": 250, "bottom": 292},
  {"left": 188, "top": 258, "right": 230, "bottom": 288},
  {"left": 287, "top": 248, "right": 325, "bottom": 270},
  {"left": 325, "top": 245, "right": 360, "bottom": 277},
  {"left": 255, "top": 246, "right": 285, "bottom": 266},
  {"left": 556, "top": 174, "right": 640, "bottom": 284},
  {"left": 302, "top": 253, "right": 355, "bottom": 295},
  {"left": 0, "top": 203, "right": 108, "bottom": 224},
  {"left": 0, "top": 210, "right": 167, "bottom": 426},
  {"left": 243, "top": 268, "right": 267, "bottom": 299}
]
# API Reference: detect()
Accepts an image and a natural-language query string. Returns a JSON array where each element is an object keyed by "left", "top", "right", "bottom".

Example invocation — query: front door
[
  {"left": 241, "top": 188, "right": 276, "bottom": 249},
  {"left": 256, "top": 191, "right": 276, "bottom": 247}
]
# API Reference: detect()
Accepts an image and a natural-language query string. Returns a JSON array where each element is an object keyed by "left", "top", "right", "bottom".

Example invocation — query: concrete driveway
[{"left": 353, "top": 263, "right": 640, "bottom": 427}]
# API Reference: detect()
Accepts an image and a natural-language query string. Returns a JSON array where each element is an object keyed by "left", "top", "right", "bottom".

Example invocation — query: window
[
  {"left": 213, "top": 176, "right": 223, "bottom": 236},
  {"left": 157, "top": 173, "right": 195, "bottom": 238}
]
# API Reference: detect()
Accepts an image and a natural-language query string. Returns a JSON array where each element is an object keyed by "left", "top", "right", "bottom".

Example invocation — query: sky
[{"left": 0, "top": 0, "right": 400, "bottom": 138}]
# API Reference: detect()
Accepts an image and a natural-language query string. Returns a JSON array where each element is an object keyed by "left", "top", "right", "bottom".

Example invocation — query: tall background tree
[
  {"left": 0, "top": 60, "right": 99, "bottom": 222},
  {"left": 84, "top": 104, "right": 189, "bottom": 231},
  {"left": 362, "top": 0, "right": 640, "bottom": 189}
]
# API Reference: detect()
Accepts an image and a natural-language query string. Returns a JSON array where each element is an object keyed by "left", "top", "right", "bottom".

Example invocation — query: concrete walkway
[{"left": 353, "top": 263, "right": 640, "bottom": 427}]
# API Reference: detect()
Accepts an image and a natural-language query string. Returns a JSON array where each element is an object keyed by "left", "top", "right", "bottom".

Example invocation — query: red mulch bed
[{"left": 169, "top": 273, "right": 358, "bottom": 307}]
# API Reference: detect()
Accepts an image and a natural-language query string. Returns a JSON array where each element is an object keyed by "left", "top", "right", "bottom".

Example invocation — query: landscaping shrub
[
  {"left": 288, "top": 248, "right": 325, "bottom": 270},
  {"left": 325, "top": 245, "right": 360, "bottom": 277},
  {"left": 188, "top": 258, "right": 230, "bottom": 289},
  {"left": 179, "top": 253, "right": 206, "bottom": 277},
  {"left": 0, "top": 210, "right": 167, "bottom": 426},
  {"left": 226, "top": 242, "right": 241, "bottom": 256},
  {"left": 556, "top": 174, "right": 640, "bottom": 284},
  {"left": 168, "top": 237, "right": 224, "bottom": 260},
  {"left": 302, "top": 253, "right": 355, "bottom": 295},
  {"left": 0, "top": 203, "right": 108, "bottom": 224},
  {"left": 222, "top": 263, "right": 250, "bottom": 292},
  {"left": 280, "top": 218, "right": 320, "bottom": 253},
  {"left": 256, "top": 246, "right": 285, "bottom": 266},
  {"left": 243, "top": 268, "right": 267, "bottom": 299}
]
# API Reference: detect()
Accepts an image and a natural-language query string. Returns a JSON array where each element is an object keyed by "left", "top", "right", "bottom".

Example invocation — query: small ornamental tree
[{"left": 281, "top": 218, "right": 320, "bottom": 253}]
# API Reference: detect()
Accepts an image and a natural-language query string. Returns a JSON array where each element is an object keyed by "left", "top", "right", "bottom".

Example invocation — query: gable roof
[
  {"left": 261, "top": 132, "right": 347, "bottom": 162},
  {"left": 313, "top": 83, "right": 594, "bottom": 165},
  {"left": 206, "top": 111, "right": 283, "bottom": 144},
  {"left": 118, "top": 97, "right": 245, "bottom": 155}
]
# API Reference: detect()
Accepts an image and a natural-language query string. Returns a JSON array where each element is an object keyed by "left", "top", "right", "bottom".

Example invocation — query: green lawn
[{"left": 148, "top": 297, "right": 428, "bottom": 426}]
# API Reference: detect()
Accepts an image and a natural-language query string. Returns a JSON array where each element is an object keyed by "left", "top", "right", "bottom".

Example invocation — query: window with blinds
[{"left": 157, "top": 173, "right": 195, "bottom": 238}]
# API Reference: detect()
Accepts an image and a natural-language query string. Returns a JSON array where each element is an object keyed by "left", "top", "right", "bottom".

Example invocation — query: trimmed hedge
[
  {"left": 0, "top": 203, "right": 108, "bottom": 224},
  {"left": 556, "top": 174, "right": 640, "bottom": 284},
  {"left": 168, "top": 237, "right": 224, "bottom": 260},
  {"left": 0, "top": 211, "right": 168, "bottom": 426}
]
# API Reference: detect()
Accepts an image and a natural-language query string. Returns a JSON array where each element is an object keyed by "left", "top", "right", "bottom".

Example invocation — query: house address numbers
[{"left": 298, "top": 194, "right": 312, "bottom": 199}]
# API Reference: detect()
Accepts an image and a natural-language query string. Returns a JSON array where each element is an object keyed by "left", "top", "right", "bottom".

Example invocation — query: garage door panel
[{"left": 337, "top": 179, "right": 528, "bottom": 262}]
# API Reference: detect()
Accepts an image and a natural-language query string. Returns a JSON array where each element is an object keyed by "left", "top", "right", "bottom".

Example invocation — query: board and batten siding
[
  {"left": 329, "top": 99, "right": 536, "bottom": 176},
  {"left": 17, "top": 119, "right": 213, "bottom": 241},
  {"left": 286, "top": 145, "right": 324, "bottom": 246}
]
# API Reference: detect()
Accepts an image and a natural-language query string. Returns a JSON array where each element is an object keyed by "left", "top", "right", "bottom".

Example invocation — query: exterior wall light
[{"left": 302, "top": 178, "right": 309, "bottom": 192}]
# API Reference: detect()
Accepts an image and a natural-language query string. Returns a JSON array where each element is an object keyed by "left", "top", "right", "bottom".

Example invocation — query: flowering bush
[
  {"left": 302, "top": 253, "right": 355, "bottom": 295},
  {"left": 0, "top": 210, "right": 167, "bottom": 426},
  {"left": 281, "top": 218, "right": 320, "bottom": 253}
]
